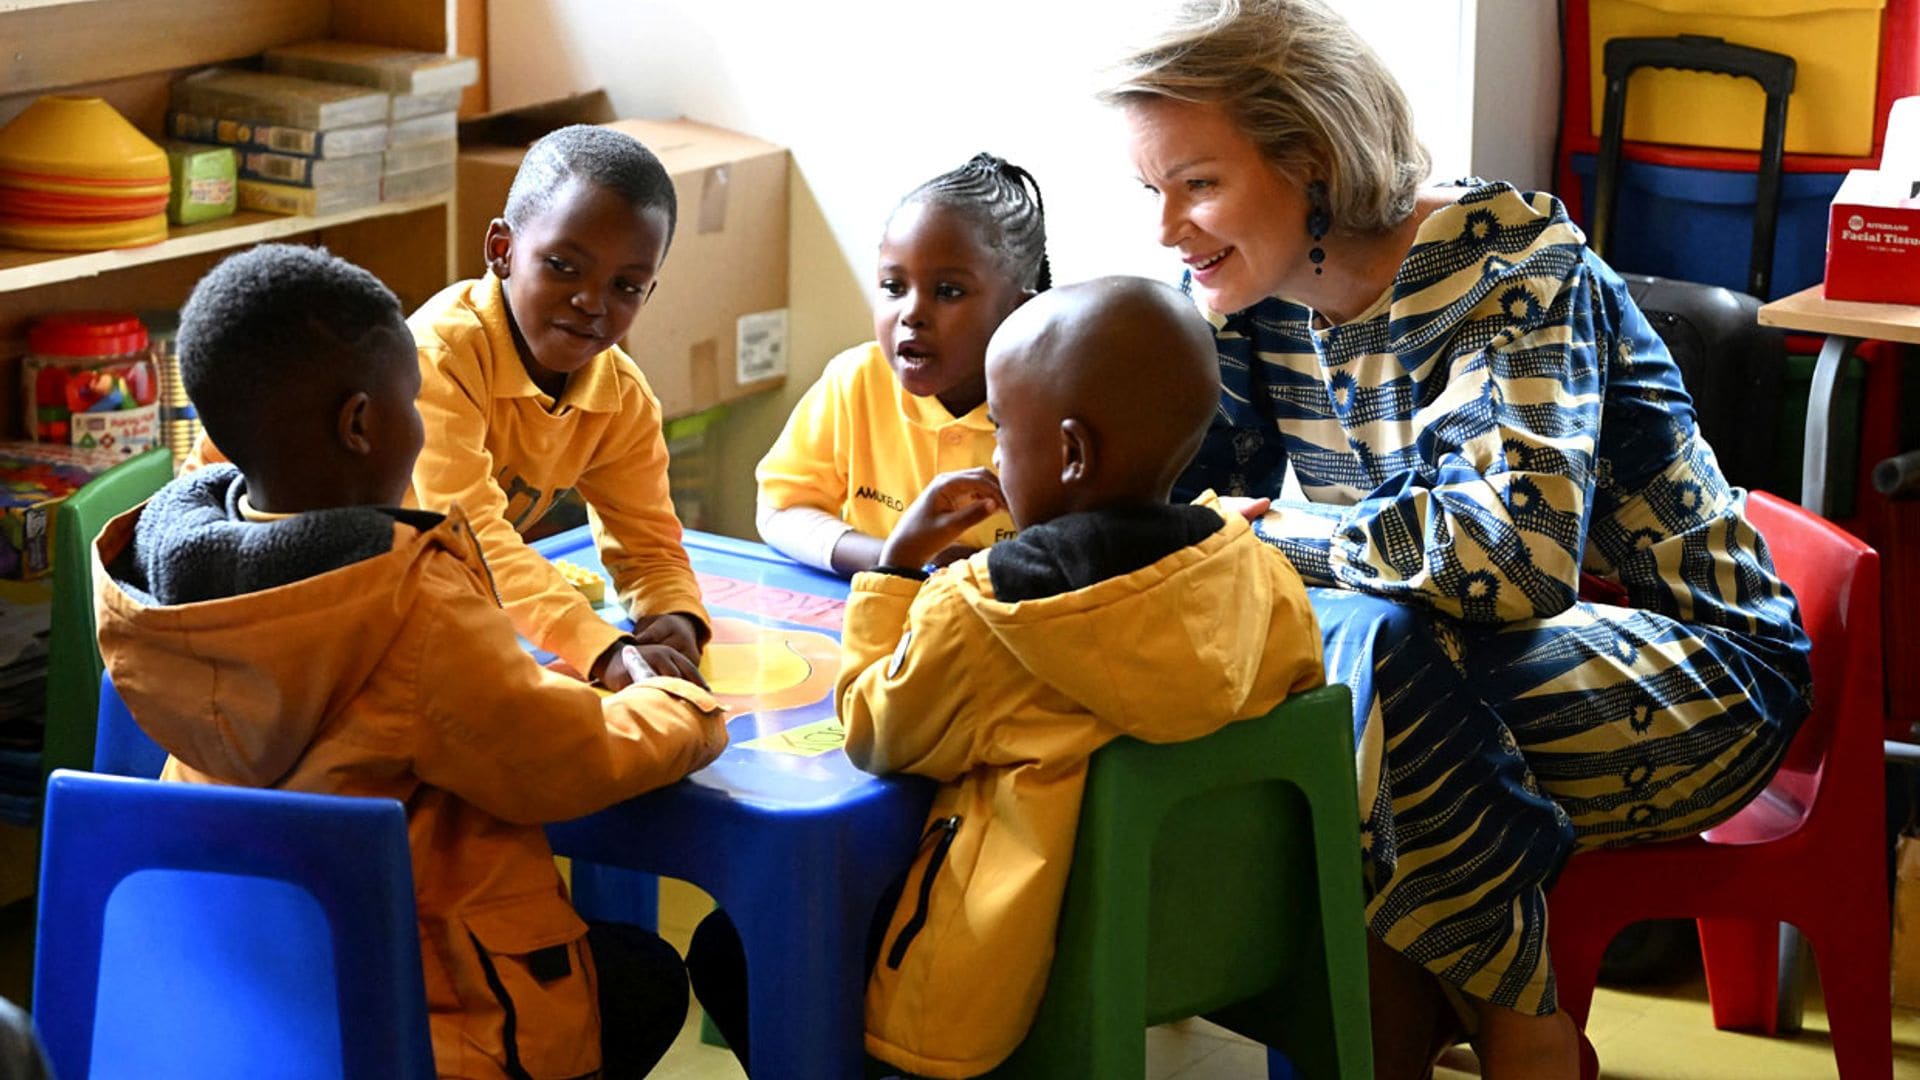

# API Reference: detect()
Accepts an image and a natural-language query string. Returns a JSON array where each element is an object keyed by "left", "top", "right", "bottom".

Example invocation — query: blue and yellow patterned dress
[{"left": 1178, "top": 180, "right": 1813, "bottom": 1014}]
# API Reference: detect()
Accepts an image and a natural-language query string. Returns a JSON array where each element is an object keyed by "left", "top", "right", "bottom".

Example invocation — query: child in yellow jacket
[
  {"left": 95, "top": 244, "right": 729, "bottom": 1079},
  {"left": 410, "top": 125, "right": 708, "bottom": 690},
  {"left": 689, "top": 277, "right": 1325, "bottom": 1077},
  {"left": 753, "top": 153, "right": 1043, "bottom": 575}
]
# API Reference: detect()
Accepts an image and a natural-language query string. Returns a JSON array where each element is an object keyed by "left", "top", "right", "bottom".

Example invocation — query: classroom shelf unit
[{"left": 0, "top": 0, "right": 462, "bottom": 439}]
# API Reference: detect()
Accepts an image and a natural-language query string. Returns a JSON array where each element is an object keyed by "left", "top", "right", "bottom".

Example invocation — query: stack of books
[
  {"left": 264, "top": 41, "right": 475, "bottom": 204},
  {"left": 169, "top": 69, "right": 388, "bottom": 216},
  {"left": 166, "top": 40, "right": 475, "bottom": 216}
]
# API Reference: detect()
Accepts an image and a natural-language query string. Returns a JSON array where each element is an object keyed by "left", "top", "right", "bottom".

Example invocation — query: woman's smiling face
[{"left": 1123, "top": 96, "right": 1314, "bottom": 316}]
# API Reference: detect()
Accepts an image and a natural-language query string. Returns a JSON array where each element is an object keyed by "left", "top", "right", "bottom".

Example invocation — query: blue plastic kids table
[{"left": 533, "top": 527, "right": 933, "bottom": 1079}]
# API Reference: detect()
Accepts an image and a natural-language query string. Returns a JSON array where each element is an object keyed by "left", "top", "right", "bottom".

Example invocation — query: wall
[
  {"left": 1470, "top": 0, "right": 1560, "bottom": 192},
  {"left": 490, "top": 0, "right": 1483, "bottom": 539}
]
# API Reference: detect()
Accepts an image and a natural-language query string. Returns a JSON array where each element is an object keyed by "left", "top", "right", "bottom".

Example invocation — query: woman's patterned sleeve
[
  {"left": 1257, "top": 264, "right": 1603, "bottom": 623},
  {"left": 1173, "top": 313, "right": 1292, "bottom": 503}
]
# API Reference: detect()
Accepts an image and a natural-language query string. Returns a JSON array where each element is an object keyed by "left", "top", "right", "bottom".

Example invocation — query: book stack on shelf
[
  {"left": 166, "top": 41, "right": 475, "bottom": 217},
  {"left": 264, "top": 40, "right": 475, "bottom": 204},
  {"left": 169, "top": 68, "right": 389, "bottom": 217}
]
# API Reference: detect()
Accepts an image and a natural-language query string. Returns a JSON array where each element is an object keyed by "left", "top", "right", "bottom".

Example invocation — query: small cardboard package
[
  {"left": 1825, "top": 96, "right": 1920, "bottom": 306},
  {"left": 458, "top": 107, "right": 790, "bottom": 419},
  {"left": 0, "top": 442, "right": 115, "bottom": 580}
]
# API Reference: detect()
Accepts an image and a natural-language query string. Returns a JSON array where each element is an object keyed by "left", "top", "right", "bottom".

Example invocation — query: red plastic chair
[{"left": 1548, "top": 490, "right": 1889, "bottom": 1080}]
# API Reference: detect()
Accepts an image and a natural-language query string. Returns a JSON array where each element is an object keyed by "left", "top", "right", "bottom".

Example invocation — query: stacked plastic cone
[{"left": 0, "top": 95, "right": 169, "bottom": 251}]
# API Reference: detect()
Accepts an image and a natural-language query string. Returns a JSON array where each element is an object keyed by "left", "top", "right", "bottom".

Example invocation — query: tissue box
[
  {"left": 0, "top": 443, "right": 113, "bottom": 580},
  {"left": 1825, "top": 96, "right": 1920, "bottom": 306},
  {"left": 1824, "top": 170, "right": 1920, "bottom": 305}
]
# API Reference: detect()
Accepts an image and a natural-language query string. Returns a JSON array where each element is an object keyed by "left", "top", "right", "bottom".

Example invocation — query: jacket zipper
[{"left": 886, "top": 814, "right": 963, "bottom": 970}]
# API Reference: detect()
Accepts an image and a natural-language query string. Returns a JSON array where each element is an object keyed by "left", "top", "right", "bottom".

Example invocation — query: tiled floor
[{"left": 6, "top": 876, "right": 1920, "bottom": 1078}]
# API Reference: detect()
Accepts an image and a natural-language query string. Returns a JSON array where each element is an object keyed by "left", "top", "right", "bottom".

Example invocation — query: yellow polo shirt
[
  {"left": 756, "top": 342, "right": 1015, "bottom": 551},
  {"left": 409, "top": 274, "right": 708, "bottom": 678}
]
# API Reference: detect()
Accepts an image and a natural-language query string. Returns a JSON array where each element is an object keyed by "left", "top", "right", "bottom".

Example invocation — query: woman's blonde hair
[{"left": 1099, "top": 0, "right": 1431, "bottom": 235}]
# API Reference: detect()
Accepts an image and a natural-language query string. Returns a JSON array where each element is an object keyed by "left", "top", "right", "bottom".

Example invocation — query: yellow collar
[{"left": 894, "top": 377, "right": 994, "bottom": 433}]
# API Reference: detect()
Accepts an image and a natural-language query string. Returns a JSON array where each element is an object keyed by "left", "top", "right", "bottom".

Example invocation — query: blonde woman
[{"left": 1103, "top": 2, "right": 1812, "bottom": 1076}]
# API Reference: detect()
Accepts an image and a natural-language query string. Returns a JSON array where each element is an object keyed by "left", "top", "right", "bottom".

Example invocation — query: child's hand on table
[
  {"left": 879, "top": 468, "right": 1006, "bottom": 570},
  {"left": 592, "top": 614, "right": 709, "bottom": 692},
  {"left": 632, "top": 612, "right": 708, "bottom": 687}
]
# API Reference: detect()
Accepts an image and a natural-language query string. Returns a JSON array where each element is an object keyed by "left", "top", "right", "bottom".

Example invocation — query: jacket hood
[
  {"left": 959, "top": 503, "right": 1320, "bottom": 738},
  {"left": 93, "top": 465, "right": 467, "bottom": 786}
]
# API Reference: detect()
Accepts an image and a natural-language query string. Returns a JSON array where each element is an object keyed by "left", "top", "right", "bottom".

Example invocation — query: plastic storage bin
[
  {"left": 1569, "top": 151, "right": 1845, "bottom": 298},
  {"left": 1587, "top": 0, "right": 1891, "bottom": 156},
  {"left": 22, "top": 312, "right": 158, "bottom": 460}
]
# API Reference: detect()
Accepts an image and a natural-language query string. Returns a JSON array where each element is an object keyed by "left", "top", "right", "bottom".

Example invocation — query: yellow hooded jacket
[
  {"left": 93, "top": 466, "right": 728, "bottom": 1080},
  {"left": 838, "top": 502, "right": 1323, "bottom": 1077}
]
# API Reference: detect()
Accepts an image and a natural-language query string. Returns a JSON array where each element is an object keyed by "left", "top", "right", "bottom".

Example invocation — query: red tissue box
[{"left": 1824, "top": 170, "right": 1920, "bottom": 306}]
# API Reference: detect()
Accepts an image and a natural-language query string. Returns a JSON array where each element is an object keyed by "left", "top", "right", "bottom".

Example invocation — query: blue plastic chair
[
  {"left": 32, "top": 770, "right": 433, "bottom": 1080},
  {"left": 93, "top": 670, "right": 167, "bottom": 779}
]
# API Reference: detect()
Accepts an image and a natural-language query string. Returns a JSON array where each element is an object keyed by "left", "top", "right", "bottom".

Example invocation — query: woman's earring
[{"left": 1306, "top": 182, "right": 1330, "bottom": 276}]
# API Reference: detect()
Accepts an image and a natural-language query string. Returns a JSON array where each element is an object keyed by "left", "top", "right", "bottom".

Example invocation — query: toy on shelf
[
  {"left": 0, "top": 96, "right": 169, "bottom": 252},
  {"left": 0, "top": 443, "right": 113, "bottom": 580},
  {"left": 23, "top": 312, "right": 159, "bottom": 462},
  {"left": 163, "top": 142, "right": 236, "bottom": 226},
  {"left": 141, "top": 310, "right": 199, "bottom": 469}
]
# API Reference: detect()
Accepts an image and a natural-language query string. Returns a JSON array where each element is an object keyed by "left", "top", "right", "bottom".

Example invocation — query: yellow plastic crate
[{"left": 1589, "top": 0, "right": 1887, "bottom": 156}]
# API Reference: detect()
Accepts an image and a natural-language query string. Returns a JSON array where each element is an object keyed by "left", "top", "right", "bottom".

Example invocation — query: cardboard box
[
  {"left": 164, "top": 141, "right": 237, "bottom": 226},
  {"left": 0, "top": 442, "right": 113, "bottom": 580},
  {"left": 458, "top": 115, "right": 790, "bottom": 419}
]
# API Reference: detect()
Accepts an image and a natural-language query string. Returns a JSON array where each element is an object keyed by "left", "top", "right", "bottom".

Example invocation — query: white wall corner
[{"left": 1469, "top": 0, "right": 1562, "bottom": 192}]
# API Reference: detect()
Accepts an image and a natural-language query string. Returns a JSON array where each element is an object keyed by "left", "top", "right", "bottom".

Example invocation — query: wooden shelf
[
  {"left": 0, "top": 193, "right": 452, "bottom": 292},
  {"left": 0, "top": 0, "right": 456, "bottom": 444},
  {"left": 0, "top": 0, "right": 98, "bottom": 12}
]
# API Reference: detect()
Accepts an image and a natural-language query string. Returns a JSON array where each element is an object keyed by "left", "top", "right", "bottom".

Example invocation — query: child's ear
[
  {"left": 1059, "top": 416, "right": 1095, "bottom": 488},
  {"left": 337, "top": 391, "right": 374, "bottom": 456},
  {"left": 483, "top": 219, "right": 514, "bottom": 278}
]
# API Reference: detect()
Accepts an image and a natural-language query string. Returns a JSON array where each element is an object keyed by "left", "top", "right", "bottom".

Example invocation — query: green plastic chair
[
  {"left": 987, "top": 684, "right": 1373, "bottom": 1080},
  {"left": 42, "top": 448, "right": 174, "bottom": 784}
]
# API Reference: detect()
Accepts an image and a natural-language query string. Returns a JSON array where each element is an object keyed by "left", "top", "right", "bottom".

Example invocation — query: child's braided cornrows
[{"left": 900, "top": 153, "right": 1052, "bottom": 293}]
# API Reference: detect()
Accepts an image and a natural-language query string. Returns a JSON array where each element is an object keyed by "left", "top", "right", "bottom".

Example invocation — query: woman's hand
[{"left": 879, "top": 469, "right": 1006, "bottom": 570}]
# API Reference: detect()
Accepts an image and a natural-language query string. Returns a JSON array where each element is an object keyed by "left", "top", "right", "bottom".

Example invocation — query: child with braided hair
[{"left": 755, "top": 152, "right": 1050, "bottom": 575}]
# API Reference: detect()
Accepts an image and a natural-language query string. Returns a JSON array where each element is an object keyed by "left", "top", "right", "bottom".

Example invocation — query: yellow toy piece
[{"left": 552, "top": 559, "right": 606, "bottom": 604}]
